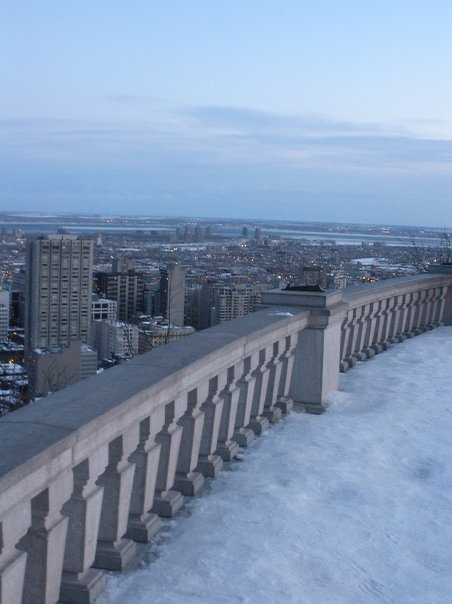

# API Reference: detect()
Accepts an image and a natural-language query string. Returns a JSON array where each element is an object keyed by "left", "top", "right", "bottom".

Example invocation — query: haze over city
[{"left": 2, "top": 1, "right": 451, "bottom": 227}]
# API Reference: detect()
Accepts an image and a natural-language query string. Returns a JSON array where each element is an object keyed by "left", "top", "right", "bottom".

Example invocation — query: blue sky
[{"left": 1, "top": 1, "right": 451, "bottom": 226}]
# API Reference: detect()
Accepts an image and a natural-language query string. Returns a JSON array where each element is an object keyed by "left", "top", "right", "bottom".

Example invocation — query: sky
[
  {"left": 96, "top": 327, "right": 452, "bottom": 603},
  {"left": 1, "top": 1, "right": 452, "bottom": 226}
]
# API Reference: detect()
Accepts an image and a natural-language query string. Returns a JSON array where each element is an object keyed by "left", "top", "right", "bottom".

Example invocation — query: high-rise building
[
  {"left": 212, "top": 285, "right": 261, "bottom": 325},
  {"left": 95, "top": 271, "right": 144, "bottom": 322},
  {"left": 159, "top": 264, "right": 185, "bottom": 326},
  {"left": 25, "top": 235, "right": 93, "bottom": 351},
  {"left": 0, "top": 289, "right": 9, "bottom": 342}
]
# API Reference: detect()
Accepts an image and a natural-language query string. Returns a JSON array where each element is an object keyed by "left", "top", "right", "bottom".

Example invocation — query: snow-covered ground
[{"left": 97, "top": 328, "right": 452, "bottom": 604}]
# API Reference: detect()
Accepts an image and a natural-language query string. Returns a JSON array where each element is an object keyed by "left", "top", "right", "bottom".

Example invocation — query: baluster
[
  {"left": 395, "top": 293, "right": 409, "bottom": 341},
  {"left": 233, "top": 355, "right": 257, "bottom": 447},
  {"left": 18, "top": 472, "right": 72, "bottom": 604},
  {"left": 387, "top": 295, "right": 402, "bottom": 343},
  {"left": 404, "top": 292, "right": 417, "bottom": 336},
  {"left": 0, "top": 505, "right": 31, "bottom": 604},
  {"left": 361, "top": 302, "right": 378, "bottom": 358},
  {"left": 372, "top": 299, "right": 388, "bottom": 351},
  {"left": 173, "top": 388, "right": 205, "bottom": 496},
  {"left": 93, "top": 427, "right": 139, "bottom": 571},
  {"left": 350, "top": 306, "right": 367, "bottom": 362},
  {"left": 59, "top": 448, "right": 108, "bottom": 604},
  {"left": 275, "top": 334, "right": 295, "bottom": 414},
  {"left": 341, "top": 308, "right": 358, "bottom": 369},
  {"left": 126, "top": 410, "right": 163, "bottom": 543},
  {"left": 247, "top": 348, "right": 270, "bottom": 435},
  {"left": 196, "top": 376, "right": 225, "bottom": 477},
  {"left": 152, "top": 400, "right": 184, "bottom": 518},
  {"left": 215, "top": 363, "right": 241, "bottom": 461},
  {"left": 262, "top": 341, "right": 283, "bottom": 423},
  {"left": 423, "top": 288, "right": 436, "bottom": 329},
  {"left": 433, "top": 286, "right": 447, "bottom": 325}
]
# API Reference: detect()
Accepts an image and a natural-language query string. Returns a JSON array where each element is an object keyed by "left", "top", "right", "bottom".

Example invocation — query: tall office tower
[
  {"left": 96, "top": 270, "right": 144, "bottom": 322},
  {"left": 159, "top": 264, "right": 185, "bottom": 326},
  {"left": 25, "top": 235, "right": 93, "bottom": 351},
  {"left": 0, "top": 289, "right": 10, "bottom": 341}
]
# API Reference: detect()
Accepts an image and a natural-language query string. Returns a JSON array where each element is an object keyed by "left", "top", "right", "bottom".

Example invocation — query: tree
[{"left": 405, "top": 229, "right": 452, "bottom": 273}]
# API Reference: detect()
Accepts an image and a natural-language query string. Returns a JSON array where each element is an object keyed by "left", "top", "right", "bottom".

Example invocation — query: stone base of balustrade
[
  {"left": 233, "top": 427, "right": 255, "bottom": 447},
  {"left": 59, "top": 568, "right": 106, "bottom": 604},
  {"left": 297, "top": 401, "right": 327, "bottom": 415},
  {"left": 152, "top": 490, "right": 184, "bottom": 518},
  {"left": 125, "top": 512, "right": 161, "bottom": 543},
  {"left": 173, "top": 471, "right": 204, "bottom": 497},
  {"left": 93, "top": 538, "right": 136, "bottom": 572},
  {"left": 196, "top": 454, "right": 223, "bottom": 478},
  {"left": 276, "top": 396, "right": 294, "bottom": 414},
  {"left": 215, "top": 439, "right": 240, "bottom": 461},
  {"left": 247, "top": 415, "right": 270, "bottom": 435},
  {"left": 363, "top": 347, "right": 376, "bottom": 359},
  {"left": 263, "top": 405, "right": 282, "bottom": 423}
]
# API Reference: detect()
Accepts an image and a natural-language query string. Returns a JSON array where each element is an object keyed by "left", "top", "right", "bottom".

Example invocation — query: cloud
[{"left": 1, "top": 106, "right": 451, "bottom": 176}]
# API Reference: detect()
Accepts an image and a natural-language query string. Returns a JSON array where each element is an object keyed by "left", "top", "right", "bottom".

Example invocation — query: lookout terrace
[{"left": 0, "top": 269, "right": 451, "bottom": 604}]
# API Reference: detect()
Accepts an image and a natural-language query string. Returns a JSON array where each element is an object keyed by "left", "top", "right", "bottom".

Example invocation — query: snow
[{"left": 97, "top": 327, "right": 452, "bottom": 604}]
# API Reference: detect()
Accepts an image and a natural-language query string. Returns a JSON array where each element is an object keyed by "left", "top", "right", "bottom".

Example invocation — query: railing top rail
[{"left": 342, "top": 272, "right": 452, "bottom": 308}]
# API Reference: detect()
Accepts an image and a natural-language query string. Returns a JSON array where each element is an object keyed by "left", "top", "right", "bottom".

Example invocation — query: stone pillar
[
  {"left": 196, "top": 376, "right": 225, "bottom": 477},
  {"left": 215, "top": 363, "right": 241, "bottom": 461},
  {"left": 59, "top": 447, "right": 109, "bottom": 604},
  {"left": 247, "top": 348, "right": 271, "bottom": 435},
  {"left": 173, "top": 388, "right": 205, "bottom": 496},
  {"left": 275, "top": 335, "right": 295, "bottom": 414},
  {"left": 93, "top": 427, "right": 139, "bottom": 571},
  {"left": 126, "top": 411, "right": 163, "bottom": 543},
  {"left": 152, "top": 399, "right": 184, "bottom": 518},
  {"left": 0, "top": 504, "right": 31, "bottom": 604},
  {"left": 18, "top": 472, "right": 72, "bottom": 604},
  {"left": 279, "top": 291, "right": 347, "bottom": 414},
  {"left": 262, "top": 341, "right": 283, "bottom": 423},
  {"left": 233, "top": 355, "right": 257, "bottom": 447}
]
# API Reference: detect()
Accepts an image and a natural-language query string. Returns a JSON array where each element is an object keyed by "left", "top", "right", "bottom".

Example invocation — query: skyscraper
[
  {"left": 159, "top": 264, "right": 185, "bottom": 326},
  {"left": 25, "top": 235, "right": 93, "bottom": 351},
  {"left": 95, "top": 270, "right": 144, "bottom": 322}
]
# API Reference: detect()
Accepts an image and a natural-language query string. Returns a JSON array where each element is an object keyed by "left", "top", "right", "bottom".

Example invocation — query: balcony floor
[{"left": 97, "top": 327, "right": 452, "bottom": 604}]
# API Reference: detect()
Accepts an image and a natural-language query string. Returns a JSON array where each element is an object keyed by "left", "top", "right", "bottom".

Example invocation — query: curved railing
[
  {"left": 339, "top": 273, "right": 449, "bottom": 371},
  {"left": 1, "top": 270, "right": 451, "bottom": 604}
]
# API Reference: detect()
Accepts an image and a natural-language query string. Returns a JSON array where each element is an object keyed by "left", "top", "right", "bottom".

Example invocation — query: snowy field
[{"left": 97, "top": 328, "right": 452, "bottom": 604}]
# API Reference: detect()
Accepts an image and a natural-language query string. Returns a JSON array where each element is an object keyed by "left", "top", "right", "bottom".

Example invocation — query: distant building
[
  {"left": 0, "top": 289, "right": 9, "bottom": 342},
  {"left": 25, "top": 235, "right": 93, "bottom": 351},
  {"left": 184, "top": 282, "right": 212, "bottom": 330},
  {"left": 27, "top": 341, "right": 96, "bottom": 399},
  {"left": 91, "top": 294, "right": 117, "bottom": 322},
  {"left": 212, "top": 285, "right": 261, "bottom": 325},
  {"left": 92, "top": 320, "right": 139, "bottom": 361},
  {"left": 24, "top": 234, "right": 94, "bottom": 399},
  {"left": 96, "top": 270, "right": 144, "bottom": 322},
  {"left": 138, "top": 323, "right": 195, "bottom": 353},
  {"left": 159, "top": 264, "right": 185, "bottom": 326}
]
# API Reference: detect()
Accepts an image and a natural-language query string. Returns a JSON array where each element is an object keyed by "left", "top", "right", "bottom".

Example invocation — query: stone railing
[{"left": 1, "top": 270, "right": 451, "bottom": 604}]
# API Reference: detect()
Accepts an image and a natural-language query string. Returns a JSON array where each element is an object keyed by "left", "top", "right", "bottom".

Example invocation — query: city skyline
[{"left": 2, "top": 1, "right": 451, "bottom": 227}]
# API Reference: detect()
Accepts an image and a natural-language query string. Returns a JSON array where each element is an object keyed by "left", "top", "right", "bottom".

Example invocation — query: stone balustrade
[{"left": 1, "top": 270, "right": 451, "bottom": 604}]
